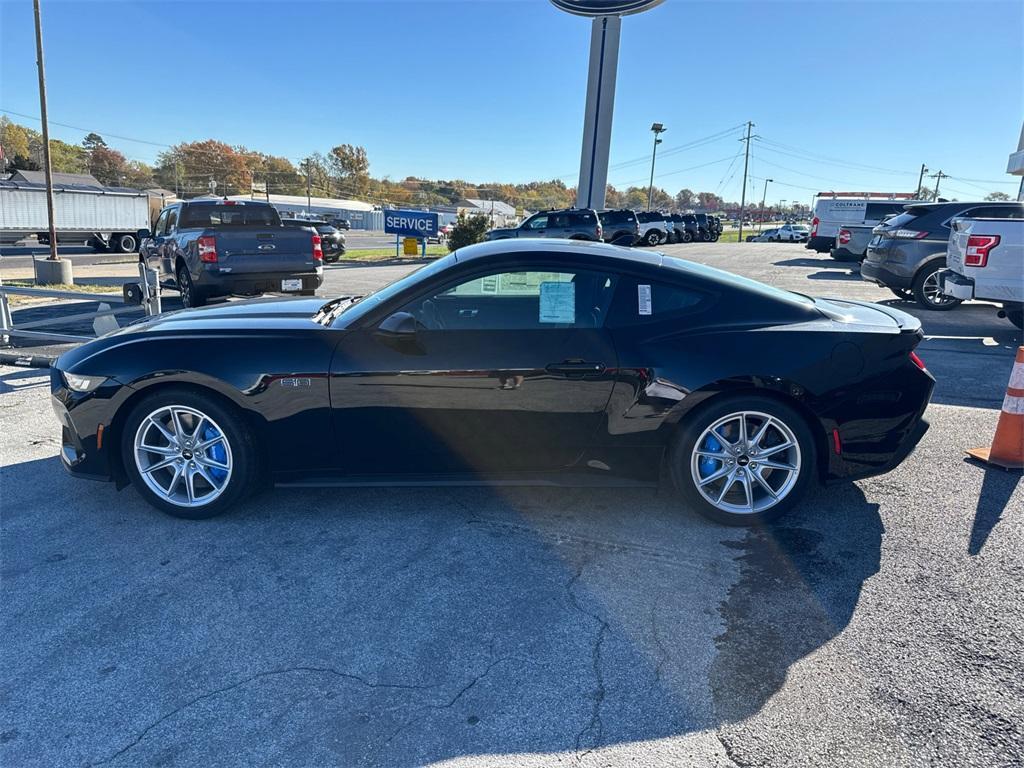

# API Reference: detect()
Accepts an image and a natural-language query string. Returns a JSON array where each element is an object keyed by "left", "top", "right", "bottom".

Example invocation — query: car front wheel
[
  {"left": 122, "top": 388, "right": 257, "bottom": 519},
  {"left": 644, "top": 230, "right": 661, "bottom": 247},
  {"left": 670, "top": 395, "right": 816, "bottom": 525}
]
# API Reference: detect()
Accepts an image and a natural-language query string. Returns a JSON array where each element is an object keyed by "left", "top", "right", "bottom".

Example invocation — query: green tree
[
  {"left": 328, "top": 144, "right": 370, "bottom": 197},
  {"left": 0, "top": 117, "right": 40, "bottom": 170},
  {"left": 675, "top": 188, "right": 696, "bottom": 209},
  {"left": 985, "top": 191, "right": 1011, "bottom": 201},
  {"left": 49, "top": 139, "right": 90, "bottom": 174},
  {"left": 447, "top": 211, "right": 490, "bottom": 251},
  {"left": 81, "top": 132, "right": 107, "bottom": 152}
]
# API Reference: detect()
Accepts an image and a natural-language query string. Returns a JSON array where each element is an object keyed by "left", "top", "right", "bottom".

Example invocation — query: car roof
[{"left": 452, "top": 238, "right": 663, "bottom": 267}]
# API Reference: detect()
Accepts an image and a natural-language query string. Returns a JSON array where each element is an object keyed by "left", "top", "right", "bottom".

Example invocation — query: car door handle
[
  {"left": 545, "top": 361, "right": 606, "bottom": 376},
  {"left": 458, "top": 309, "right": 478, "bottom": 318}
]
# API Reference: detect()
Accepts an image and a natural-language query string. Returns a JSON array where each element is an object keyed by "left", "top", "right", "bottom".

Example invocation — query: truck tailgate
[{"left": 213, "top": 227, "right": 319, "bottom": 274}]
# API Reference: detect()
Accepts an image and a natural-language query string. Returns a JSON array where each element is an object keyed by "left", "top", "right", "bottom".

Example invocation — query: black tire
[
  {"left": 644, "top": 230, "right": 661, "bottom": 247},
  {"left": 668, "top": 394, "right": 817, "bottom": 526},
  {"left": 912, "top": 263, "right": 961, "bottom": 311},
  {"left": 701, "top": 231, "right": 712, "bottom": 242},
  {"left": 120, "top": 387, "right": 258, "bottom": 519},
  {"left": 681, "top": 231, "right": 693, "bottom": 244},
  {"left": 1005, "top": 308, "right": 1024, "bottom": 330},
  {"left": 888, "top": 286, "right": 914, "bottom": 301},
  {"left": 177, "top": 266, "right": 206, "bottom": 308},
  {"left": 114, "top": 233, "right": 137, "bottom": 253}
]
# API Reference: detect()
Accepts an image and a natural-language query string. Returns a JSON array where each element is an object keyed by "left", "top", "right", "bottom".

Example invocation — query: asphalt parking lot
[{"left": 2, "top": 242, "right": 1022, "bottom": 767}]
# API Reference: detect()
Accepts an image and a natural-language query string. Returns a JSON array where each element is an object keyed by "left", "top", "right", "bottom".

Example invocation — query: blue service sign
[
  {"left": 384, "top": 209, "right": 438, "bottom": 238},
  {"left": 550, "top": 0, "right": 664, "bottom": 16}
]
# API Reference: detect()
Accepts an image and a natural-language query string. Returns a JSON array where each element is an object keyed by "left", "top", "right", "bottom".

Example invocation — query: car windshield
[
  {"left": 320, "top": 254, "right": 458, "bottom": 325},
  {"left": 180, "top": 204, "right": 281, "bottom": 228}
]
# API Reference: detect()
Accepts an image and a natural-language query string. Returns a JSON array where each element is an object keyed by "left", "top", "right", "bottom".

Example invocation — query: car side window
[
  {"left": 153, "top": 210, "right": 168, "bottom": 236},
  {"left": 524, "top": 215, "right": 548, "bottom": 230},
  {"left": 549, "top": 213, "right": 571, "bottom": 228},
  {"left": 164, "top": 208, "right": 178, "bottom": 234},
  {"left": 606, "top": 277, "right": 710, "bottom": 328},
  {"left": 960, "top": 206, "right": 1022, "bottom": 220},
  {"left": 398, "top": 268, "right": 617, "bottom": 330}
]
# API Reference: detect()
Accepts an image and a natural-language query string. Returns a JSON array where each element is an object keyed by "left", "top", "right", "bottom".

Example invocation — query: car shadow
[
  {"left": 805, "top": 270, "right": 861, "bottom": 281},
  {"left": 0, "top": 366, "right": 50, "bottom": 394},
  {"left": 966, "top": 461, "right": 1021, "bottom": 555},
  {"left": 774, "top": 257, "right": 847, "bottom": 269},
  {"left": 0, "top": 453, "right": 882, "bottom": 766}
]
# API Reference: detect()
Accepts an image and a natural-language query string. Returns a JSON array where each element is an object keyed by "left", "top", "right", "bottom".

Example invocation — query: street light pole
[
  {"left": 32, "top": 0, "right": 58, "bottom": 263},
  {"left": 647, "top": 122, "right": 665, "bottom": 211},
  {"left": 757, "top": 178, "right": 773, "bottom": 233}
]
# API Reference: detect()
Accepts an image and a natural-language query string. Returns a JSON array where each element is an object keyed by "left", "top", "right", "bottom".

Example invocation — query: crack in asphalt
[
  {"left": 88, "top": 657, "right": 514, "bottom": 767},
  {"left": 566, "top": 562, "right": 610, "bottom": 761}
]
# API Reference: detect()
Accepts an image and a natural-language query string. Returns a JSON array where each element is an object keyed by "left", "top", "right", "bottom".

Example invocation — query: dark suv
[
  {"left": 598, "top": 209, "right": 640, "bottom": 246},
  {"left": 486, "top": 208, "right": 602, "bottom": 241},
  {"left": 861, "top": 201, "right": 1023, "bottom": 309},
  {"left": 282, "top": 218, "right": 346, "bottom": 262}
]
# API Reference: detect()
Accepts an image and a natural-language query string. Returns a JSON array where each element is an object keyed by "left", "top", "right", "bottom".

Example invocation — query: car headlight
[{"left": 62, "top": 371, "right": 108, "bottom": 392}]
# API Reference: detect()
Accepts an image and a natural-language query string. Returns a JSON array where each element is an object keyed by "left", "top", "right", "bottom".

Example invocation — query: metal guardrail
[{"left": 0, "top": 262, "right": 161, "bottom": 348}]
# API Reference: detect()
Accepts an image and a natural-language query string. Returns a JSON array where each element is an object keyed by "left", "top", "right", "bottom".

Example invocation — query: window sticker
[
  {"left": 539, "top": 281, "right": 575, "bottom": 324},
  {"left": 638, "top": 284, "right": 652, "bottom": 315}
]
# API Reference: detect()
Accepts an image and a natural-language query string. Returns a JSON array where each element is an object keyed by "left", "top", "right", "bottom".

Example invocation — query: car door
[
  {"left": 142, "top": 209, "right": 169, "bottom": 270},
  {"left": 156, "top": 206, "right": 179, "bottom": 277},
  {"left": 545, "top": 212, "right": 572, "bottom": 239},
  {"left": 329, "top": 260, "right": 619, "bottom": 476},
  {"left": 518, "top": 213, "right": 549, "bottom": 238}
]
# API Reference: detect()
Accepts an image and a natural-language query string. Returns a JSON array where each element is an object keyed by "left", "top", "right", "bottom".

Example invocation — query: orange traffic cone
[{"left": 967, "top": 346, "right": 1024, "bottom": 469}]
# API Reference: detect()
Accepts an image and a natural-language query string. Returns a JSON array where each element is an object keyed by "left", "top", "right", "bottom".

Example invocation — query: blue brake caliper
[
  {"left": 203, "top": 426, "right": 228, "bottom": 482},
  {"left": 699, "top": 434, "right": 723, "bottom": 478}
]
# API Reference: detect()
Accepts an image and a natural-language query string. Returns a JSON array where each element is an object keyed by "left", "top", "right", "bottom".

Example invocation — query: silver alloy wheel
[
  {"left": 690, "top": 410, "right": 802, "bottom": 515},
  {"left": 133, "top": 405, "right": 233, "bottom": 508},
  {"left": 922, "top": 270, "right": 956, "bottom": 306}
]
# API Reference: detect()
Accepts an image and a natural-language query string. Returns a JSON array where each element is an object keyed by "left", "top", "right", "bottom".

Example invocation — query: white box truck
[
  {"left": 806, "top": 192, "right": 922, "bottom": 253},
  {"left": 0, "top": 180, "right": 150, "bottom": 253}
]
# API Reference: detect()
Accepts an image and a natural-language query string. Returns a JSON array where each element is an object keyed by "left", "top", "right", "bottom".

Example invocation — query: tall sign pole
[
  {"left": 552, "top": 1, "right": 664, "bottom": 212},
  {"left": 32, "top": 0, "right": 59, "bottom": 263}
]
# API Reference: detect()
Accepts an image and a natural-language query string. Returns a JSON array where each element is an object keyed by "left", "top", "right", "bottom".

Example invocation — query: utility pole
[
  {"left": 32, "top": 0, "right": 58, "bottom": 263},
  {"left": 916, "top": 163, "right": 928, "bottom": 198},
  {"left": 931, "top": 170, "right": 946, "bottom": 201},
  {"left": 757, "top": 178, "right": 773, "bottom": 233},
  {"left": 647, "top": 122, "right": 666, "bottom": 210},
  {"left": 737, "top": 121, "right": 754, "bottom": 244}
]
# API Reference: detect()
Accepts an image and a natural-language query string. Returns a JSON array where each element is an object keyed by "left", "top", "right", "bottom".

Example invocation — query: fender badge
[{"left": 280, "top": 377, "right": 311, "bottom": 388}]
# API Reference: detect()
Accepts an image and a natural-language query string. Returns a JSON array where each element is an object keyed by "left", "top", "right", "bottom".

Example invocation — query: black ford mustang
[{"left": 51, "top": 240, "right": 933, "bottom": 525}]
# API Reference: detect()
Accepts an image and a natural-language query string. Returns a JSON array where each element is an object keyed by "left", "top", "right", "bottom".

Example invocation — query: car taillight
[
  {"left": 811, "top": 216, "right": 819, "bottom": 236},
  {"left": 893, "top": 229, "right": 929, "bottom": 240},
  {"left": 965, "top": 234, "right": 1000, "bottom": 267},
  {"left": 838, "top": 229, "right": 851, "bottom": 245},
  {"left": 197, "top": 235, "right": 217, "bottom": 263},
  {"left": 312, "top": 234, "right": 323, "bottom": 261},
  {"left": 910, "top": 351, "right": 927, "bottom": 371}
]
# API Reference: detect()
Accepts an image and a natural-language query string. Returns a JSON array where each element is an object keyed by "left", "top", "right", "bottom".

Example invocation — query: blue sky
[{"left": 1, "top": 0, "right": 1021, "bottom": 202}]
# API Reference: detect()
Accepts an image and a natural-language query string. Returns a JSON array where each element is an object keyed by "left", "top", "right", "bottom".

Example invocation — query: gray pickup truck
[
  {"left": 830, "top": 223, "right": 875, "bottom": 262},
  {"left": 139, "top": 200, "right": 324, "bottom": 308}
]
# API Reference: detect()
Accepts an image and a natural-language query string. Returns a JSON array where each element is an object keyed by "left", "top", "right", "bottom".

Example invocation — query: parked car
[
  {"left": 774, "top": 224, "right": 809, "bottom": 242},
  {"left": 139, "top": 200, "right": 324, "bottom": 308},
  {"left": 666, "top": 213, "right": 693, "bottom": 243},
  {"left": 861, "top": 201, "right": 1024, "bottom": 309},
  {"left": 282, "top": 218, "right": 346, "bottom": 263},
  {"left": 807, "top": 195, "right": 921, "bottom": 253},
  {"left": 598, "top": 209, "right": 640, "bottom": 246},
  {"left": 330, "top": 217, "right": 351, "bottom": 230},
  {"left": 679, "top": 214, "right": 702, "bottom": 243},
  {"left": 52, "top": 238, "right": 932, "bottom": 526},
  {"left": 707, "top": 215, "right": 723, "bottom": 240},
  {"left": 940, "top": 210, "right": 1024, "bottom": 329},
  {"left": 486, "top": 208, "right": 602, "bottom": 241},
  {"left": 636, "top": 211, "right": 670, "bottom": 246},
  {"left": 830, "top": 224, "right": 874, "bottom": 262},
  {"left": 748, "top": 229, "right": 780, "bottom": 243},
  {"left": 694, "top": 213, "right": 716, "bottom": 242}
]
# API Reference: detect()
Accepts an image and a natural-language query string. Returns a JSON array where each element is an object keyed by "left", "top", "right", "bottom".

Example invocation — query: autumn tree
[
  {"left": 675, "top": 188, "right": 696, "bottom": 209},
  {"left": 328, "top": 144, "right": 370, "bottom": 197},
  {"left": 697, "top": 191, "right": 724, "bottom": 211},
  {"left": 89, "top": 146, "right": 132, "bottom": 185},
  {"left": 156, "top": 140, "right": 253, "bottom": 197}
]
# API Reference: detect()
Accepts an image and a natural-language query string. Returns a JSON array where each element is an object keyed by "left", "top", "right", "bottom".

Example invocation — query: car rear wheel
[
  {"left": 670, "top": 395, "right": 816, "bottom": 526},
  {"left": 122, "top": 389, "right": 257, "bottom": 519},
  {"left": 888, "top": 286, "right": 914, "bottom": 301},
  {"left": 912, "top": 263, "right": 961, "bottom": 311},
  {"left": 681, "top": 231, "right": 693, "bottom": 243},
  {"left": 177, "top": 266, "right": 206, "bottom": 308},
  {"left": 644, "top": 230, "right": 661, "bottom": 247}
]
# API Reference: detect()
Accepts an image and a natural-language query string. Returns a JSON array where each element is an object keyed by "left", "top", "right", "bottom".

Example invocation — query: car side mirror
[
  {"left": 376, "top": 311, "right": 419, "bottom": 337},
  {"left": 137, "top": 228, "right": 152, "bottom": 240}
]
